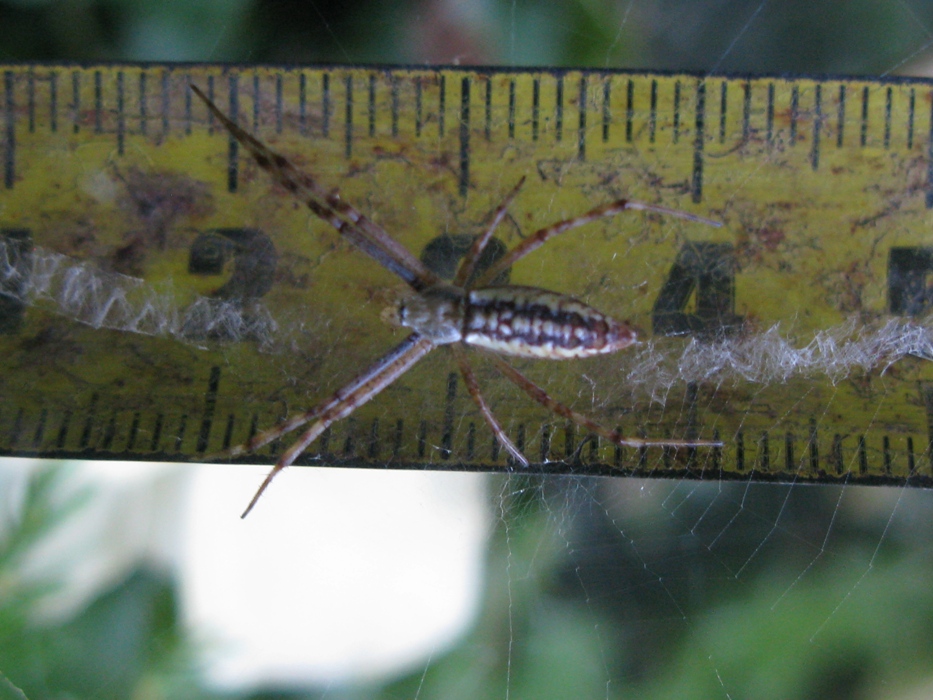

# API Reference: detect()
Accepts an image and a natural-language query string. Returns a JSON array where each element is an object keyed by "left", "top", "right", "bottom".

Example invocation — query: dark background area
[{"left": 2, "top": 0, "right": 932, "bottom": 76}]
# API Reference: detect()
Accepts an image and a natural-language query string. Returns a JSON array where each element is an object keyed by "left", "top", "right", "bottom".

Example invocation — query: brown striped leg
[
  {"left": 451, "top": 345, "right": 529, "bottom": 467},
  {"left": 190, "top": 85, "right": 440, "bottom": 292},
  {"left": 239, "top": 333, "right": 436, "bottom": 518},
  {"left": 472, "top": 200, "right": 721, "bottom": 289},
  {"left": 454, "top": 177, "right": 525, "bottom": 288},
  {"left": 486, "top": 353, "right": 722, "bottom": 450}
]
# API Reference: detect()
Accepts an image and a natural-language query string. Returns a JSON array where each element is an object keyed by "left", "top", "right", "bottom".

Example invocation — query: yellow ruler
[{"left": 1, "top": 63, "right": 932, "bottom": 486}]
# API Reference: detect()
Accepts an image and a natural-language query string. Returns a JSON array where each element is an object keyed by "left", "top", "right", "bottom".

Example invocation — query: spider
[{"left": 190, "top": 85, "right": 723, "bottom": 518}]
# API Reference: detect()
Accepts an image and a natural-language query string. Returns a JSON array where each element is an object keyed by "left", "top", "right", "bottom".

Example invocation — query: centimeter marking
[
  {"left": 3, "top": 63, "right": 933, "bottom": 487},
  {"left": 8, "top": 66, "right": 929, "bottom": 197}
]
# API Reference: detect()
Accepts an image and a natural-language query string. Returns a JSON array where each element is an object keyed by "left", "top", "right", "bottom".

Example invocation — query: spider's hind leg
[
  {"left": 452, "top": 345, "right": 529, "bottom": 467},
  {"left": 486, "top": 352, "right": 723, "bottom": 451}
]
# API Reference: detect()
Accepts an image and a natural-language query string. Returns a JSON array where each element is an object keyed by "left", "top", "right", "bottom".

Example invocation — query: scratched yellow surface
[{"left": 1, "top": 64, "right": 932, "bottom": 484}]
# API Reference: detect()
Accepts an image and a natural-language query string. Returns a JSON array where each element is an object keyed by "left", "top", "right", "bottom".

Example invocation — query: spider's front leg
[
  {"left": 190, "top": 84, "right": 440, "bottom": 292},
  {"left": 453, "top": 177, "right": 526, "bottom": 288},
  {"left": 472, "top": 198, "right": 721, "bottom": 289}
]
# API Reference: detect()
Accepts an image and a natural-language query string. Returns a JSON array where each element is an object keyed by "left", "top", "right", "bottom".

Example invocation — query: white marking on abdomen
[{"left": 463, "top": 286, "right": 636, "bottom": 359}]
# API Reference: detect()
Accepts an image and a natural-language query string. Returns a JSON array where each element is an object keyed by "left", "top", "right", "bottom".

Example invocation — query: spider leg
[
  {"left": 190, "top": 85, "right": 440, "bottom": 292},
  {"left": 214, "top": 333, "right": 430, "bottom": 460},
  {"left": 454, "top": 177, "right": 525, "bottom": 289},
  {"left": 486, "top": 353, "right": 722, "bottom": 450},
  {"left": 451, "top": 345, "right": 529, "bottom": 467},
  {"left": 219, "top": 405, "right": 325, "bottom": 461},
  {"left": 239, "top": 332, "right": 436, "bottom": 518},
  {"left": 472, "top": 199, "right": 721, "bottom": 289}
]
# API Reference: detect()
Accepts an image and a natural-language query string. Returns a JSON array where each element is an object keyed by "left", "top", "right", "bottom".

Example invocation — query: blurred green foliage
[
  {"left": 0, "top": 468, "right": 206, "bottom": 699},
  {"left": 6, "top": 467, "right": 933, "bottom": 698}
]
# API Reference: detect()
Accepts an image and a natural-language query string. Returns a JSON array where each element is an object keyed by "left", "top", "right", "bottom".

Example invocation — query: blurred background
[
  {"left": 4, "top": 1, "right": 933, "bottom": 699},
  {"left": 2, "top": 0, "right": 933, "bottom": 72}
]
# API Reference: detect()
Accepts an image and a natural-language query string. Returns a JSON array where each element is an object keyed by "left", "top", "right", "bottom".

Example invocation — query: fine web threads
[
  {"left": 0, "top": 240, "right": 276, "bottom": 347},
  {"left": 626, "top": 319, "right": 933, "bottom": 392}
]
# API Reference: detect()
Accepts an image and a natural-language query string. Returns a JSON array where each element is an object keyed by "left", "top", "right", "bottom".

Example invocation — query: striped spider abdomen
[{"left": 463, "top": 286, "right": 636, "bottom": 359}]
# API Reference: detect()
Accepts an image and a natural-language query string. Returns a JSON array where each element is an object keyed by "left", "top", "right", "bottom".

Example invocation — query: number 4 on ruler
[{"left": 652, "top": 242, "right": 743, "bottom": 337}]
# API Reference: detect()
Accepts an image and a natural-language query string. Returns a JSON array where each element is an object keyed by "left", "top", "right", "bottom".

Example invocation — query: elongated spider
[{"left": 191, "top": 85, "right": 722, "bottom": 518}]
